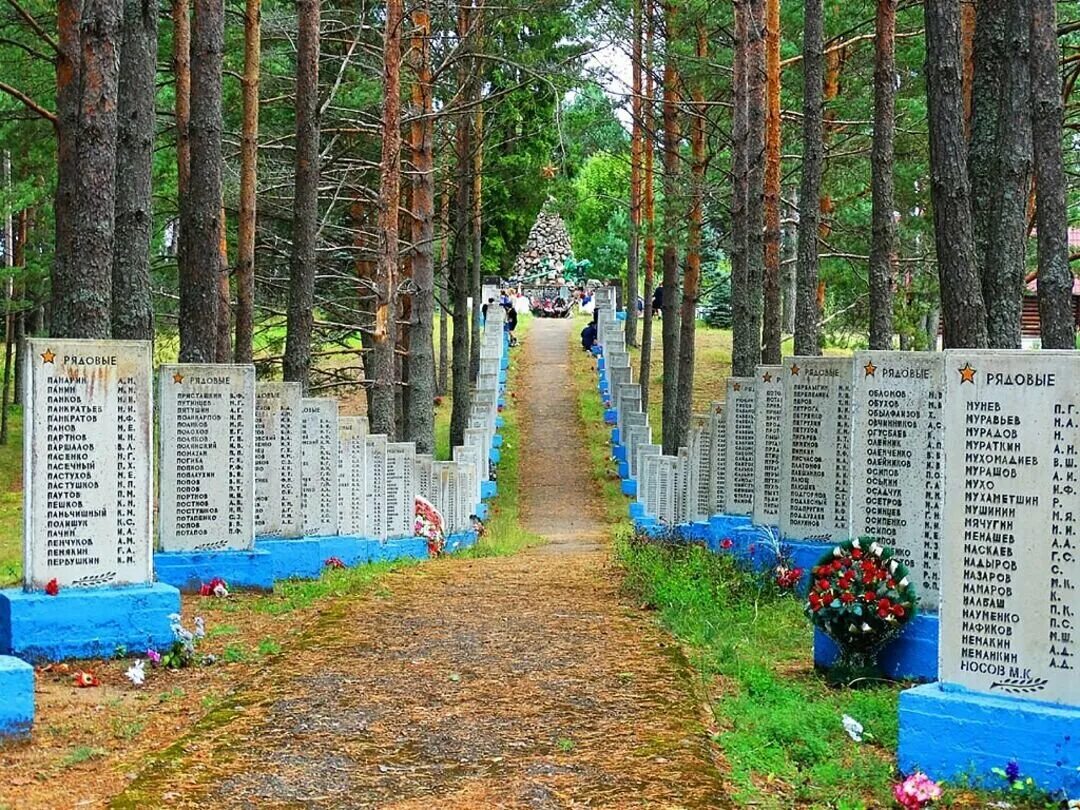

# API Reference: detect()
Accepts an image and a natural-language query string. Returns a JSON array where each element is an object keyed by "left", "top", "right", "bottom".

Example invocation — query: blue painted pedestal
[
  {"left": 815, "top": 614, "right": 940, "bottom": 681},
  {"left": 605, "top": 411, "right": 618, "bottom": 427},
  {"left": 374, "top": 536, "right": 430, "bottom": 562},
  {"left": 621, "top": 478, "right": 637, "bottom": 497},
  {"left": 489, "top": 447, "right": 501, "bottom": 464},
  {"left": 899, "top": 683, "right": 1080, "bottom": 796},
  {"left": 319, "top": 536, "right": 381, "bottom": 567},
  {"left": 705, "top": 514, "right": 753, "bottom": 551},
  {"left": 475, "top": 502, "right": 490, "bottom": 521},
  {"left": 154, "top": 548, "right": 274, "bottom": 593},
  {"left": 255, "top": 536, "right": 325, "bottom": 581},
  {"left": 629, "top": 501, "right": 647, "bottom": 521},
  {"left": 492, "top": 434, "right": 504, "bottom": 448},
  {"left": 445, "top": 530, "right": 479, "bottom": 553},
  {"left": 481, "top": 480, "right": 497, "bottom": 500},
  {"left": 0, "top": 583, "right": 181, "bottom": 662},
  {"left": 0, "top": 656, "right": 33, "bottom": 737},
  {"left": 675, "top": 521, "right": 712, "bottom": 543}
]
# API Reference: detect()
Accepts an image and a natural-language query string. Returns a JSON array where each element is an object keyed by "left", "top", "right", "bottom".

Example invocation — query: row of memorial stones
[
  {"left": 0, "top": 308, "right": 512, "bottom": 736},
  {"left": 590, "top": 287, "right": 1078, "bottom": 795}
]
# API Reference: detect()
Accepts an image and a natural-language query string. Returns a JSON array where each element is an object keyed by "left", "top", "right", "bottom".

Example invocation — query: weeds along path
[{"left": 114, "top": 318, "right": 727, "bottom": 809}]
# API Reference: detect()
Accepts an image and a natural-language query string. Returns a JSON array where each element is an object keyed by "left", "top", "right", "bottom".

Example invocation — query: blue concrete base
[
  {"left": 481, "top": 480, "right": 497, "bottom": 500},
  {"left": 374, "top": 536, "right": 430, "bottom": 562},
  {"left": 445, "top": 530, "right": 479, "bottom": 554},
  {"left": 616, "top": 310, "right": 627, "bottom": 321},
  {"left": 675, "top": 521, "right": 712, "bottom": 542},
  {"left": 154, "top": 548, "right": 275, "bottom": 593},
  {"left": 617, "top": 459, "right": 630, "bottom": 479},
  {"left": 495, "top": 416, "right": 505, "bottom": 429},
  {"left": 591, "top": 345, "right": 602, "bottom": 357},
  {"left": 319, "top": 535, "right": 381, "bottom": 568},
  {"left": 605, "top": 411, "right": 618, "bottom": 427},
  {"left": 256, "top": 536, "right": 325, "bottom": 581},
  {"left": 597, "top": 356, "right": 606, "bottom": 371},
  {"left": 0, "top": 656, "right": 33, "bottom": 737},
  {"left": 498, "top": 396, "right": 506, "bottom": 409},
  {"left": 499, "top": 370, "right": 508, "bottom": 385},
  {"left": 475, "top": 502, "right": 490, "bottom": 521},
  {"left": 613, "top": 445, "right": 627, "bottom": 464},
  {"left": 899, "top": 683, "right": 1080, "bottom": 796},
  {"left": 629, "top": 501, "right": 647, "bottom": 520},
  {"left": 0, "top": 583, "right": 181, "bottom": 663},
  {"left": 489, "top": 447, "right": 501, "bottom": 464},
  {"left": 815, "top": 613, "right": 939, "bottom": 681},
  {"left": 492, "top": 433, "right": 504, "bottom": 448},
  {"left": 621, "top": 477, "right": 637, "bottom": 497},
  {"left": 705, "top": 514, "right": 753, "bottom": 551}
]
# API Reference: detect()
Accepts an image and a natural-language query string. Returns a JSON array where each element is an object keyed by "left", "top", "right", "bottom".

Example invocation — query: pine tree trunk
[
  {"left": 1030, "top": 0, "right": 1073, "bottom": 348},
  {"left": 924, "top": 0, "right": 988, "bottom": 348},
  {"left": 781, "top": 186, "right": 797, "bottom": 333},
  {"left": 795, "top": 0, "right": 824, "bottom": 356},
  {"left": 469, "top": 102, "right": 484, "bottom": 383},
  {"left": 12, "top": 209, "right": 26, "bottom": 406},
  {"left": 659, "top": 0, "right": 682, "bottom": 455},
  {"left": 180, "top": 0, "right": 224, "bottom": 361},
  {"left": 370, "top": 0, "right": 402, "bottom": 434},
  {"left": 54, "top": 0, "right": 124, "bottom": 338},
  {"left": 437, "top": 180, "right": 450, "bottom": 398},
  {"left": 868, "top": 0, "right": 897, "bottom": 350},
  {"left": 740, "top": 0, "right": 766, "bottom": 371},
  {"left": 761, "top": 0, "right": 782, "bottom": 365},
  {"left": 639, "top": 0, "right": 655, "bottom": 412},
  {"left": 216, "top": 204, "right": 231, "bottom": 360},
  {"left": 730, "top": 0, "right": 751, "bottom": 371},
  {"left": 405, "top": 6, "right": 436, "bottom": 453},
  {"left": 449, "top": 1, "right": 473, "bottom": 450},
  {"left": 52, "top": 0, "right": 80, "bottom": 337},
  {"left": 173, "top": 0, "right": 191, "bottom": 291},
  {"left": 234, "top": 0, "right": 260, "bottom": 363},
  {"left": 112, "top": 0, "right": 157, "bottom": 342},
  {"left": 625, "top": 0, "right": 643, "bottom": 348},
  {"left": 674, "top": 24, "right": 706, "bottom": 449}
]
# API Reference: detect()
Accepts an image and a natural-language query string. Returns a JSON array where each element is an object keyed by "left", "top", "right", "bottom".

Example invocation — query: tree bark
[
  {"left": 111, "top": 0, "right": 157, "bottom": 341},
  {"left": 1030, "top": 0, "right": 1073, "bottom": 348},
  {"left": 437, "top": 178, "right": 450, "bottom": 397},
  {"left": 738, "top": 0, "right": 766, "bottom": 372},
  {"left": 179, "top": 0, "right": 224, "bottom": 361},
  {"left": 234, "top": 0, "right": 260, "bottom": 363},
  {"left": 730, "top": 0, "right": 751, "bottom": 371},
  {"left": 449, "top": 1, "right": 473, "bottom": 450},
  {"left": 674, "top": 24, "right": 706, "bottom": 450},
  {"left": 924, "top": 0, "right": 988, "bottom": 348},
  {"left": 283, "top": 0, "right": 320, "bottom": 388},
  {"left": 638, "top": 0, "right": 655, "bottom": 413},
  {"left": 625, "top": 0, "right": 643, "bottom": 348},
  {"left": 659, "top": 0, "right": 681, "bottom": 455},
  {"left": 794, "top": 0, "right": 824, "bottom": 356},
  {"left": 761, "top": 0, "right": 781, "bottom": 364},
  {"left": 405, "top": 6, "right": 436, "bottom": 452},
  {"left": 868, "top": 0, "right": 897, "bottom": 349},
  {"left": 215, "top": 204, "right": 230, "bottom": 360},
  {"left": 52, "top": 0, "right": 80, "bottom": 337},
  {"left": 781, "top": 186, "right": 797, "bottom": 333},
  {"left": 12, "top": 209, "right": 26, "bottom": 406},
  {"left": 369, "top": 0, "right": 402, "bottom": 434},
  {"left": 173, "top": 0, "right": 192, "bottom": 321},
  {"left": 469, "top": 100, "right": 484, "bottom": 383}
]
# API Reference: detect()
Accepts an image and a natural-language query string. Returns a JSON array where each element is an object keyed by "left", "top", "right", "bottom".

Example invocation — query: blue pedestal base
[
  {"left": 489, "top": 447, "right": 501, "bottom": 464},
  {"left": 0, "top": 583, "right": 181, "bottom": 663},
  {"left": 0, "top": 656, "right": 33, "bottom": 736},
  {"left": 675, "top": 521, "right": 712, "bottom": 542},
  {"left": 495, "top": 416, "right": 505, "bottom": 429},
  {"left": 705, "top": 514, "right": 753, "bottom": 551},
  {"left": 445, "top": 530, "right": 478, "bottom": 553},
  {"left": 613, "top": 445, "right": 627, "bottom": 463},
  {"left": 319, "top": 536, "right": 380, "bottom": 567},
  {"left": 629, "top": 501, "right": 647, "bottom": 520},
  {"left": 475, "top": 502, "right": 490, "bottom": 521},
  {"left": 374, "top": 536, "right": 429, "bottom": 562},
  {"left": 481, "top": 480, "right": 497, "bottom": 500},
  {"left": 616, "top": 310, "right": 627, "bottom": 321},
  {"left": 605, "top": 411, "right": 618, "bottom": 426},
  {"left": 256, "top": 536, "right": 325, "bottom": 581},
  {"left": 815, "top": 614, "right": 939, "bottom": 681},
  {"left": 899, "top": 683, "right": 1080, "bottom": 796},
  {"left": 617, "top": 460, "right": 629, "bottom": 479},
  {"left": 154, "top": 548, "right": 274, "bottom": 593},
  {"left": 621, "top": 477, "right": 637, "bottom": 497},
  {"left": 492, "top": 434, "right": 504, "bottom": 448}
]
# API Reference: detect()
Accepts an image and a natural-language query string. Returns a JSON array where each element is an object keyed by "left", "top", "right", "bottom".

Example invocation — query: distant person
[
  {"left": 505, "top": 303, "right": 519, "bottom": 346},
  {"left": 652, "top": 284, "right": 663, "bottom": 316},
  {"left": 481, "top": 297, "right": 495, "bottom": 322},
  {"left": 581, "top": 320, "right": 597, "bottom": 352}
]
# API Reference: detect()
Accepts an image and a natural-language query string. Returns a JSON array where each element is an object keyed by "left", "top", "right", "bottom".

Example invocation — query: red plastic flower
[
  {"left": 45, "top": 578, "right": 59, "bottom": 596},
  {"left": 324, "top": 557, "right": 346, "bottom": 570},
  {"left": 72, "top": 670, "right": 100, "bottom": 688},
  {"left": 840, "top": 592, "right": 855, "bottom": 604},
  {"left": 720, "top": 538, "right": 734, "bottom": 550}
]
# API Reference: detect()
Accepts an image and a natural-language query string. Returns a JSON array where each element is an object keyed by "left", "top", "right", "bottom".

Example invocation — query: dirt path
[{"left": 114, "top": 318, "right": 726, "bottom": 809}]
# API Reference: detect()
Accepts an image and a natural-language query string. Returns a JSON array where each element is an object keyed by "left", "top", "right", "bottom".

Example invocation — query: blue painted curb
[
  {"left": 617, "top": 459, "right": 630, "bottom": 479},
  {"left": 475, "top": 502, "right": 490, "bottom": 521},
  {"left": 815, "top": 614, "right": 939, "bottom": 682},
  {"left": 610, "top": 427, "right": 620, "bottom": 444},
  {"left": 629, "top": 501, "right": 647, "bottom": 520},
  {"left": 445, "top": 530, "right": 478, "bottom": 553},
  {"left": 489, "top": 447, "right": 501, "bottom": 464},
  {"left": 154, "top": 548, "right": 275, "bottom": 593},
  {"left": 615, "top": 310, "right": 627, "bottom": 321},
  {"left": 0, "top": 583, "right": 181, "bottom": 663},
  {"left": 604, "top": 411, "right": 618, "bottom": 426},
  {"left": 495, "top": 416, "right": 505, "bottom": 429},
  {"left": 374, "top": 536, "right": 429, "bottom": 562},
  {"left": 256, "top": 536, "right": 325, "bottom": 581},
  {"left": 498, "top": 396, "right": 506, "bottom": 409},
  {"left": 613, "top": 444, "right": 627, "bottom": 463},
  {"left": 590, "top": 345, "right": 602, "bottom": 356},
  {"left": 705, "top": 514, "right": 753, "bottom": 550},
  {"left": 0, "top": 656, "right": 33, "bottom": 737},
  {"left": 492, "top": 434, "right": 504, "bottom": 448},
  {"left": 621, "top": 477, "right": 637, "bottom": 497},
  {"left": 899, "top": 683, "right": 1080, "bottom": 796},
  {"left": 674, "top": 521, "right": 712, "bottom": 542},
  {"left": 597, "top": 356, "right": 606, "bottom": 372},
  {"left": 319, "top": 536, "right": 382, "bottom": 568},
  {"left": 481, "top": 480, "right": 497, "bottom": 500}
]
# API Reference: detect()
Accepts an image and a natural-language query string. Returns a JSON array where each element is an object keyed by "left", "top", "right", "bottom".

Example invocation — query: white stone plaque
[
  {"left": 850, "top": 351, "right": 944, "bottom": 607},
  {"left": 688, "top": 414, "right": 711, "bottom": 522},
  {"left": 709, "top": 402, "right": 726, "bottom": 515},
  {"left": 300, "top": 398, "right": 339, "bottom": 536},
  {"left": 337, "top": 416, "right": 368, "bottom": 537},
  {"left": 724, "top": 377, "right": 757, "bottom": 515},
  {"left": 386, "top": 442, "right": 416, "bottom": 538},
  {"left": 637, "top": 443, "right": 661, "bottom": 509},
  {"left": 938, "top": 350, "right": 1079, "bottom": 706},
  {"left": 158, "top": 364, "right": 255, "bottom": 552},
  {"left": 23, "top": 339, "right": 153, "bottom": 589},
  {"left": 254, "top": 382, "right": 303, "bottom": 538},
  {"left": 365, "top": 435, "right": 387, "bottom": 539},
  {"left": 779, "top": 357, "right": 852, "bottom": 542},
  {"left": 753, "top": 365, "right": 785, "bottom": 526}
]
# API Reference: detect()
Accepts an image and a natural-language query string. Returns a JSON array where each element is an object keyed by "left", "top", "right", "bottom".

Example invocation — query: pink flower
[
  {"left": 147, "top": 649, "right": 162, "bottom": 666},
  {"left": 893, "top": 772, "right": 942, "bottom": 809},
  {"left": 720, "top": 538, "right": 734, "bottom": 550}
]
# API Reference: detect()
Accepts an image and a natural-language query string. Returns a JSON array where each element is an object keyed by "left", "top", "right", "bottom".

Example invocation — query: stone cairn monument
[
  {"left": 591, "top": 285, "right": 1078, "bottom": 794},
  {"left": 511, "top": 206, "right": 574, "bottom": 281},
  {"left": 0, "top": 310, "right": 513, "bottom": 737}
]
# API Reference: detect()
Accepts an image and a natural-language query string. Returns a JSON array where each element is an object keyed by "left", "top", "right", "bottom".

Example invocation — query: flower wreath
[{"left": 414, "top": 495, "right": 446, "bottom": 556}]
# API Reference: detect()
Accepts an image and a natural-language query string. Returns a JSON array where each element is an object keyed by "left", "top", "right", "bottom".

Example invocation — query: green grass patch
[{"left": 0, "top": 406, "right": 22, "bottom": 587}]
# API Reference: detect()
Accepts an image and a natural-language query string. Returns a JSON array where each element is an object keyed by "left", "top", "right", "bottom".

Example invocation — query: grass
[
  {"left": 60, "top": 745, "right": 108, "bottom": 769},
  {"left": 0, "top": 406, "right": 22, "bottom": 586}
]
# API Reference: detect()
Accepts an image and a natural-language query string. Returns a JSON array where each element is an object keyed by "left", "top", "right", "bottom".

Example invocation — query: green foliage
[
  {"left": 564, "top": 151, "right": 630, "bottom": 281},
  {"left": 700, "top": 264, "right": 733, "bottom": 329}
]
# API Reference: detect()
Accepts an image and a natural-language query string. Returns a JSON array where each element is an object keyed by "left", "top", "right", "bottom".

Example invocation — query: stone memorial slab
[
  {"left": 938, "top": 350, "right": 1079, "bottom": 706},
  {"left": 337, "top": 416, "right": 368, "bottom": 537},
  {"left": 455, "top": 457, "right": 477, "bottom": 530},
  {"left": 23, "top": 339, "right": 153, "bottom": 588},
  {"left": 779, "top": 357, "right": 852, "bottom": 542},
  {"left": 676, "top": 447, "right": 690, "bottom": 524},
  {"left": 300, "top": 398, "right": 339, "bottom": 536},
  {"left": 709, "top": 403, "right": 726, "bottom": 516},
  {"left": 626, "top": 423, "right": 651, "bottom": 478},
  {"left": 637, "top": 443, "right": 661, "bottom": 507},
  {"left": 364, "top": 435, "right": 388, "bottom": 539},
  {"left": 688, "top": 415, "right": 712, "bottom": 522},
  {"left": 254, "top": 382, "right": 303, "bottom": 538},
  {"left": 464, "top": 427, "right": 490, "bottom": 481},
  {"left": 454, "top": 445, "right": 482, "bottom": 505},
  {"left": 753, "top": 366, "right": 785, "bottom": 526},
  {"left": 655, "top": 455, "right": 679, "bottom": 524},
  {"left": 724, "top": 377, "right": 757, "bottom": 515},
  {"left": 433, "top": 461, "right": 457, "bottom": 533},
  {"left": 616, "top": 383, "right": 642, "bottom": 439},
  {"left": 386, "top": 443, "right": 416, "bottom": 538},
  {"left": 416, "top": 454, "right": 434, "bottom": 503},
  {"left": 851, "top": 351, "right": 944, "bottom": 606},
  {"left": 159, "top": 364, "right": 255, "bottom": 552}
]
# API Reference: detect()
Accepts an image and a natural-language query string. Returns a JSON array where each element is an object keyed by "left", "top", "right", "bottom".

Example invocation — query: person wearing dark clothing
[
  {"left": 581, "top": 321, "right": 597, "bottom": 351},
  {"left": 652, "top": 284, "right": 663, "bottom": 314},
  {"left": 481, "top": 298, "right": 495, "bottom": 320},
  {"left": 504, "top": 303, "right": 519, "bottom": 346}
]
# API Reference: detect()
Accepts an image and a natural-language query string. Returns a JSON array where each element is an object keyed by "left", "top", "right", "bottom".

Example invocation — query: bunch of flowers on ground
[
  {"left": 805, "top": 537, "right": 918, "bottom": 673},
  {"left": 415, "top": 496, "right": 446, "bottom": 556},
  {"left": 324, "top": 556, "right": 346, "bottom": 570},
  {"left": 198, "top": 577, "right": 229, "bottom": 597},
  {"left": 893, "top": 772, "right": 942, "bottom": 809}
]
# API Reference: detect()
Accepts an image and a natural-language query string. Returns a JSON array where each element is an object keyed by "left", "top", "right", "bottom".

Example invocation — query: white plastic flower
[
  {"left": 869, "top": 542, "right": 883, "bottom": 557},
  {"left": 194, "top": 616, "right": 206, "bottom": 639},
  {"left": 861, "top": 622, "right": 872, "bottom": 633},
  {"left": 125, "top": 659, "right": 146, "bottom": 687},
  {"left": 898, "top": 576, "right": 910, "bottom": 588},
  {"left": 842, "top": 714, "right": 864, "bottom": 742},
  {"left": 851, "top": 538, "right": 861, "bottom": 549}
]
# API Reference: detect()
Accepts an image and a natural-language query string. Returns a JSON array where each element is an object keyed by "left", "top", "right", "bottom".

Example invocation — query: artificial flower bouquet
[{"left": 414, "top": 495, "right": 446, "bottom": 556}]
